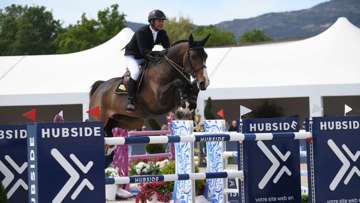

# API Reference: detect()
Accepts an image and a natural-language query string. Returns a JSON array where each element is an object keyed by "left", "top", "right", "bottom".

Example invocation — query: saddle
[
  {"left": 114, "top": 68, "right": 144, "bottom": 95},
  {"left": 115, "top": 51, "right": 166, "bottom": 95}
]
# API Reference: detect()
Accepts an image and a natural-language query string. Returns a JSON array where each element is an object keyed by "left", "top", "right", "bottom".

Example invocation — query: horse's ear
[
  {"left": 200, "top": 34, "right": 210, "bottom": 46},
  {"left": 189, "top": 34, "right": 194, "bottom": 46}
]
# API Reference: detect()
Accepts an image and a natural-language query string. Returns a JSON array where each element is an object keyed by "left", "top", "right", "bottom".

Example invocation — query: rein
[
  {"left": 163, "top": 47, "right": 206, "bottom": 85},
  {"left": 164, "top": 55, "right": 192, "bottom": 84}
]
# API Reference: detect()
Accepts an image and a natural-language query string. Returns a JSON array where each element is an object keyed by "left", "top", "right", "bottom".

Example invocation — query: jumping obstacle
[
  {"left": 1, "top": 116, "right": 359, "bottom": 203},
  {"left": 111, "top": 117, "right": 174, "bottom": 186},
  {"left": 104, "top": 120, "right": 311, "bottom": 203},
  {"left": 106, "top": 171, "right": 243, "bottom": 184},
  {"left": 104, "top": 131, "right": 309, "bottom": 145},
  {"left": 111, "top": 128, "right": 174, "bottom": 186}
]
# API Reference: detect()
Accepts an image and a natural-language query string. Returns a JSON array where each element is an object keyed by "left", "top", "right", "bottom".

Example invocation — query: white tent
[
  {"left": 0, "top": 17, "right": 359, "bottom": 119},
  {"left": 197, "top": 17, "right": 360, "bottom": 117},
  {"left": 0, "top": 28, "right": 134, "bottom": 118}
]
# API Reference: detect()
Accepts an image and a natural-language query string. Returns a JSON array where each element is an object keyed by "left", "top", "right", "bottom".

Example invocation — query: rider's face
[{"left": 152, "top": 19, "right": 165, "bottom": 31}]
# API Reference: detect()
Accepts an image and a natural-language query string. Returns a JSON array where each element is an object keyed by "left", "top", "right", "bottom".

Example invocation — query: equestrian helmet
[{"left": 148, "top": 9, "right": 167, "bottom": 22}]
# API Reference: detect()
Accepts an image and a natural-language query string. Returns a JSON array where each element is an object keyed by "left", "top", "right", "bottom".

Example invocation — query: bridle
[
  {"left": 164, "top": 46, "right": 207, "bottom": 84},
  {"left": 186, "top": 47, "right": 207, "bottom": 77}
]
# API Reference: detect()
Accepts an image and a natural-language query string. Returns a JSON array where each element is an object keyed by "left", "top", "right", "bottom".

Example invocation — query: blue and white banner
[
  {"left": 172, "top": 120, "right": 194, "bottom": 203},
  {"left": 27, "top": 122, "right": 104, "bottom": 203},
  {"left": 309, "top": 116, "right": 360, "bottom": 203},
  {"left": 204, "top": 120, "right": 226, "bottom": 203},
  {"left": 241, "top": 117, "right": 301, "bottom": 203},
  {"left": 0, "top": 125, "right": 28, "bottom": 203}
]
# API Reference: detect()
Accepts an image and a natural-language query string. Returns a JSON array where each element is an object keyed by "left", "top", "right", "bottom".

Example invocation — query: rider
[{"left": 124, "top": 9, "right": 170, "bottom": 111}]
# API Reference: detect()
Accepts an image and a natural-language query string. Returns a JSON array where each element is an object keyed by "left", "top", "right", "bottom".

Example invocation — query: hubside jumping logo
[
  {"left": 51, "top": 148, "right": 94, "bottom": 202},
  {"left": 327, "top": 139, "right": 360, "bottom": 191},
  {"left": 257, "top": 141, "right": 292, "bottom": 189},
  {"left": 0, "top": 155, "right": 28, "bottom": 198}
]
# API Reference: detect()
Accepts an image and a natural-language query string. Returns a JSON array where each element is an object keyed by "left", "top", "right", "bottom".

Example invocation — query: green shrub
[
  {"left": 227, "top": 157, "right": 237, "bottom": 164},
  {"left": 194, "top": 165, "right": 205, "bottom": 195},
  {"left": 159, "top": 161, "right": 205, "bottom": 195},
  {"left": 160, "top": 161, "right": 176, "bottom": 193},
  {"left": 145, "top": 143, "right": 166, "bottom": 154},
  {"left": 301, "top": 194, "right": 308, "bottom": 203},
  {"left": 160, "top": 161, "right": 175, "bottom": 175},
  {"left": 204, "top": 97, "right": 216, "bottom": 119},
  {"left": 0, "top": 184, "right": 6, "bottom": 203}
]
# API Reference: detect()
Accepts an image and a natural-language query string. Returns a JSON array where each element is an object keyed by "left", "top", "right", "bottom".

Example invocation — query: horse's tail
[{"left": 90, "top": 80, "right": 105, "bottom": 96}]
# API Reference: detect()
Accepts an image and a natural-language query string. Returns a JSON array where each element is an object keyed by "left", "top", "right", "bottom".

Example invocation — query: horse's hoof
[{"left": 181, "top": 101, "right": 186, "bottom": 108}]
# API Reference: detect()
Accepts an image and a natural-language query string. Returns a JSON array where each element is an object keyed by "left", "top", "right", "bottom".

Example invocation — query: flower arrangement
[
  {"left": 105, "top": 166, "right": 119, "bottom": 177},
  {"left": 135, "top": 182, "right": 172, "bottom": 203},
  {"left": 134, "top": 160, "right": 174, "bottom": 203},
  {"left": 130, "top": 159, "right": 170, "bottom": 176},
  {"left": 105, "top": 166, "right": 119, "bottom": 201},
  {"left": 129, "top": 161, "right": 159, "bottom": 175}
]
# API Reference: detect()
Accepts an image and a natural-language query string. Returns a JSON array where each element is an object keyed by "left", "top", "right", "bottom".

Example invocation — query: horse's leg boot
[{"left": 126, "top": 78, "right": 137, "bottom": 111}]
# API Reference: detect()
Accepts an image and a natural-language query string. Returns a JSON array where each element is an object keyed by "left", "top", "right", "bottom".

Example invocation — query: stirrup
[{"left": 126, "top": 103, "right": 136, "bottom": 111}]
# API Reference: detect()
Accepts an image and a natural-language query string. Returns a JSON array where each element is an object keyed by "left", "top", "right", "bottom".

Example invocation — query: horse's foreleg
[
  {"left": 104, "top": 118, "right": 117, "bottom": 168},
  {"left": 157, "top": 79, "right": 185, "bottom": 106}
]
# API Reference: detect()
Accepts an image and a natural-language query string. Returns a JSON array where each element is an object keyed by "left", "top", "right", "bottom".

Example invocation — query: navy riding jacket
[{"left": 124, "top": 25, "right": 170, "bottom": 59}]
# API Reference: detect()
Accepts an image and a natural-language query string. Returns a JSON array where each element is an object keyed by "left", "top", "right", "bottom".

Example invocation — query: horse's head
[{"left": 183, "top": 34, "right": 210, "bottom": 90}]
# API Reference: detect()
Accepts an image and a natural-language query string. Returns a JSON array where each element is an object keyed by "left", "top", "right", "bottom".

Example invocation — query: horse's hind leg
[{"left": 104, "top": 117, "right": 118, "bottom": 137}]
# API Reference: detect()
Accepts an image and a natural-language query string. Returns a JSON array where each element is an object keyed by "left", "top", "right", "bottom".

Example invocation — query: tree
[
  {"left": 54, "top": 14, "right": 100, "bottom": 53},
  {"left": 204, "top": 97, "right": 216, "bottom": 119},
  {"left": 165, "top": 18, "right": 236, "bottom": 47},
  {"left": 248, "top": 100, "right": 284, "bottom": 118},
  {"left": 0, "top": 4, "right": 61, "bottom": 55},
  {"left": 95, "top": 4, "right": 127, "bottom": 43},
  {"left": 54, "top": 4, "right": 126, "bottom": 53},
  {"left": 164, "top": 16, "right": 194, "bottom": 44},
  {"left": 239, "top": 29, "right": 272, "bottom": 44},
  {"left": 193, "top": 25, "right": 236, "bottom": 47}
]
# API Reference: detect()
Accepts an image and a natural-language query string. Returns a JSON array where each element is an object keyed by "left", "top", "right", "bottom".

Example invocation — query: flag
[
  {"left": 53, "top": 110, "right": 64, "bottom": 123},
  {"left": 22, "top": 108, "right": 36, "bottom": 122},
  {"left": 311, "top": 104, "right": 323, "bottom": 114},
  {"left": 216, "top": 108, "right": 225, "bottom": 118},
  {"left": 344, "top": 104, "right": 352, "bottom": 116},
  {"left": 87, "top": 106, "right": 100, "bottom": 119},
  {"left": 240, "top": 105, "right": 252, "bottom": 119}
]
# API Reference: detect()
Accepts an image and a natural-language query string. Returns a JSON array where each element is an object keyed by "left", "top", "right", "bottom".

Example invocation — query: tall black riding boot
[{"left": 126, "top": 78, "right": 137, "bottom": 111}]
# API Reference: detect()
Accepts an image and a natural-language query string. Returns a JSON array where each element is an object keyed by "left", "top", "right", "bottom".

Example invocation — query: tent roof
[
  {"left": 0, "top": 17, "right": 359, "bottom": 96},
  {"left": 206, "top": 17, "right": 360, "bottom": 89},
  {"left": 0, "top": 28, "right": 134, "bottom": 95}
]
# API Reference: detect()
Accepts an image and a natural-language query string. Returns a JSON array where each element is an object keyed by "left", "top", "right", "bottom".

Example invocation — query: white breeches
[{"left": 124, "top": 55, "right": 144, "bottom": 80}]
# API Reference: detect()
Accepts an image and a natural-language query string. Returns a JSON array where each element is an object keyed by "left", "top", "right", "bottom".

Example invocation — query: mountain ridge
[{"left": 126, "top": 0, "right": 360, "bottom": 41}]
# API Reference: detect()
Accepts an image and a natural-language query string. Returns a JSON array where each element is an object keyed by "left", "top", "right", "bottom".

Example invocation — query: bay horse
[{"left": 89, "top": 34, "right": 210, "bottom": 136}]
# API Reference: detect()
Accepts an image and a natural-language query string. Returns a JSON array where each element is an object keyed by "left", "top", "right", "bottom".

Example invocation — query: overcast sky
[{"left": 1, "top": 0, "right": 329, "bottom": 25}]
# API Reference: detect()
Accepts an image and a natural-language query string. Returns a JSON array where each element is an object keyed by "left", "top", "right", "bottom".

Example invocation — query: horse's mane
[
  {"left": 171, "top": 40, "right": 188, "bottom": 47},
  {"left": 169, "top": 39, "right": 207, "bottom": 58}
]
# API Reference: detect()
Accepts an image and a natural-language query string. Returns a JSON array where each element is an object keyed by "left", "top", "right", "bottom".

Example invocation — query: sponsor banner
[
  {"left": 309, "top": 116, "right": 360, "bottom": 202},
  {"left": 241, "top": 117, "right": 301, "bottom": 203},
  {"left": 27, "top": 122, "right": 104, "bottom": 203},
  {"left": 0, "top": 125, "right": 28, "bottom": 203}
]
